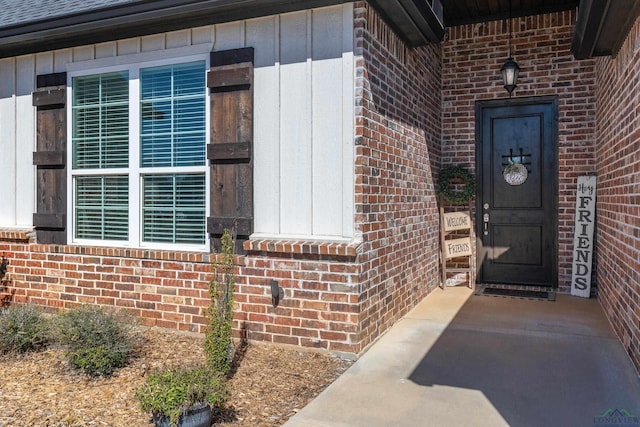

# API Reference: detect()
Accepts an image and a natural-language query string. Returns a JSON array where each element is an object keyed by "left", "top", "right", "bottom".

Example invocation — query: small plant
[
  {"left": 138, "top": 229, "right": 236, "bottom": 424},
  {"left": 53, "top": 305, "right": 134, "bottom": 376},
  {"left": 136, "top": 365, "right": 228, "bottom": 427},
  {"left": 204, "top": 228, "right": 236, "bottom": 375},
  {"left": 0, "top": 304, "right": 50, "bottom": 354}
]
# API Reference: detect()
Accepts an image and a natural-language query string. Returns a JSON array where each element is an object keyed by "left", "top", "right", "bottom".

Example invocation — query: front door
[{"left": 476, "top": 97, "right": 558, "bottom": 287}]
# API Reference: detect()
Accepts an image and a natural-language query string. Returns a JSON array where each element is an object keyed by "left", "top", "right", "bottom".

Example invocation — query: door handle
[{"left": 483, "top": 213, "right": 489, "bottom": 235}]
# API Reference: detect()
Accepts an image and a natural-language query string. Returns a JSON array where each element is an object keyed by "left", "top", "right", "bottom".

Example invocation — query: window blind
[
  {"left": 72, "top": 72, "right": 129, "bottom": 169},
  {"left": 140, "top": 62, "right": 206, "bottom": 168},
  {"left": 75, "top": 176, "right": 129, "bottom": 240},
  {"left": 142, "top": 174, "right": 206, "bottom": 244},
  {"left": 70, "top": 60, "right": 207, "bottom": 248}
]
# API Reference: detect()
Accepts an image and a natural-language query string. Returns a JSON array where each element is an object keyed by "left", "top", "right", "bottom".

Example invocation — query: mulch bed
[{"left": 0, "top": 328, "right": 352, "bottom": 427}]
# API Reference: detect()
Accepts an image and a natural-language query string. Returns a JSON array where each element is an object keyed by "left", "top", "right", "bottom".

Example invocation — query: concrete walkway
[{"left": 286, "top": 287, "right": 640, "bottom": 427}]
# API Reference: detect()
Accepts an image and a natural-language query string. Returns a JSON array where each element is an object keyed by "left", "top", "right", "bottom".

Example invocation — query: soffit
[
  {"left": 442, "top": 0, "right": 639, "bottom": 59},
  {"left": 572, "top": 0, "right": 640, "bottom": 59},
  {"left": 441, "top": 0, "right": 580, "bottom": 26}
]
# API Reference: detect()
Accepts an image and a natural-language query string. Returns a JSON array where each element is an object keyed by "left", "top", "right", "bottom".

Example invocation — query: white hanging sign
[{"left": 571, "top": 175, "right": 596, "bottom": 298}]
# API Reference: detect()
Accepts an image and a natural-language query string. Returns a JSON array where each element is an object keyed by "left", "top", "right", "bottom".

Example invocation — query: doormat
[{"left": 475, "top": 285, "right": 556, "bottom": 301}]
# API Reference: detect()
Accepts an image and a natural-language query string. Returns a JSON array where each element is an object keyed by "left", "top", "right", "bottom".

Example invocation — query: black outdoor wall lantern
[
  {"left": 270, "top": 279, "right": 284, "bottom": 308},
  {"left": 501, "top": 57, "right": 520, "bottom": 95},
  {"left": 501, "top": 0, "right": 520, "bottom": 95},
  {"left": 0, "top": 255, "right": 8, "bottom": 278}
]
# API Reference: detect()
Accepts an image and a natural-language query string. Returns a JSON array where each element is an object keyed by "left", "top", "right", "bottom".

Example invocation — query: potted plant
[
  {"left": 136, "top": 228, "right": 236, "bottom": 426},
  {"left": 135, "top": 365, "right": 228, "bottom": 427}
]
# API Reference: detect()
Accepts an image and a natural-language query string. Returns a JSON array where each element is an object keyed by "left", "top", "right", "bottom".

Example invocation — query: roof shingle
[{"left": 0, "top": 0, "right": 139, "bottom": 29}]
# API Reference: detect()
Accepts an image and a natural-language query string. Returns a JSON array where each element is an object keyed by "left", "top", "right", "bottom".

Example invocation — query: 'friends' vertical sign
[{"left": 571, "top": 175, "right": 596, "bottom": 298}]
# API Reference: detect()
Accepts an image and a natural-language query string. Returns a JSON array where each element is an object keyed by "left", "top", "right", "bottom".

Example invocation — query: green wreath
[{"left": 437, "top": 165, "right": 475, "bottom": 204}]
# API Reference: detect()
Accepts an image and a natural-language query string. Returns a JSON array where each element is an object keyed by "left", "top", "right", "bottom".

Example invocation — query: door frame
[{"left": 474, "top": 96, "right": 559, "bottom": 287}]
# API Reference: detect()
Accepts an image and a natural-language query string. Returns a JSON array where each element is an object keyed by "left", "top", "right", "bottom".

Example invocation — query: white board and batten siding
[
  {"left": 0, "top": 4, "right": 355, "bottom": 241},
  {"left": 0, "top": 56, "right": 36, "bottom": 228}
]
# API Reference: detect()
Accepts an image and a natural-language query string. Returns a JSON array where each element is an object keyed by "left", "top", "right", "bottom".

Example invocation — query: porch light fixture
[{"left": 501, "top": 0, "right": 520, "bottom": 95}]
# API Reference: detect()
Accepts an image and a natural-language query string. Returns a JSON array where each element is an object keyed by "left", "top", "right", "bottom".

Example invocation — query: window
[{"left": 70, "top": 60, "right": 207, "bottom": 249}]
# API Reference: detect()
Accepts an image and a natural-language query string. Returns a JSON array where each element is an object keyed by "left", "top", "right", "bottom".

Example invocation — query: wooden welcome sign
[
  {"left": 440, "top": 208, "right": 473, "bottom": 288},
  {"left": 441, "top": 211, "right": 472, "bottom": 259},
  {"left": 443, "top": 211, "right": 471, "bottom": 232}
]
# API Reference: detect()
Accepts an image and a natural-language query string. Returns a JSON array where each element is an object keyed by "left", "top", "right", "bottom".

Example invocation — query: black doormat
[{"left": 476, "top": 286, "right": 556, "bottom": 301}]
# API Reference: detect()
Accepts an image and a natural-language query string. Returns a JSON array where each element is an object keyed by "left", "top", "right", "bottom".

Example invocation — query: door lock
[{"left": 483, "top": 213, "right": 489, "bottom": 235}]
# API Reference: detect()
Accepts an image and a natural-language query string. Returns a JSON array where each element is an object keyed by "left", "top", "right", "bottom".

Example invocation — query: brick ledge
[
  {"left": 0, "top": 229, "right": 36, "bottom": 243},
  {"left": 29, "top": 244, "right": 212, "bottom": 263},
  {"left": 244, "top": 238, "right": 361, "bottom": 257}
]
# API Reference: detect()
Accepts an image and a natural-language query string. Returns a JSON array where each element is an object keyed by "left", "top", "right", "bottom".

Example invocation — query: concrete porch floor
[{"left": 286, "top": 286, "right": 640, "bottom": 427}]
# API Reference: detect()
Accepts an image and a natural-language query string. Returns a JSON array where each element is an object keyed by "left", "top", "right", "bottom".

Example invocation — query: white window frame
[{"left": 67, "top": 54, "right": 210, "bottom": 252}]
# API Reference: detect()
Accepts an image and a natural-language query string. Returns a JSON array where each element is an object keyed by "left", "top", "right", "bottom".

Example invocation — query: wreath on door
[{"left": 437, "top": 165, "right": 475, "bottom": 204}]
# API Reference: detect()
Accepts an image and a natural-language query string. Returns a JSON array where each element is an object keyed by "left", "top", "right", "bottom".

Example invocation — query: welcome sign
[
  {"left": 571, "top": 175, "right": 596, "bottom": 298},
  {"left": 443, "top": 211, "right": 471, "bottom": 232}
]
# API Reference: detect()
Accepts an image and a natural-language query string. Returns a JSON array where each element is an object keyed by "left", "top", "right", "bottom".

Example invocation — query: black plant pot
[{"left": 152, "top": 403, "right": 213, "bottom": 427}]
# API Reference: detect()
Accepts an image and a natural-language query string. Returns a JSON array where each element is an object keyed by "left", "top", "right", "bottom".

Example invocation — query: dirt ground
[{"left": 0, "top": 328, "right": 352, "bottom": 427}]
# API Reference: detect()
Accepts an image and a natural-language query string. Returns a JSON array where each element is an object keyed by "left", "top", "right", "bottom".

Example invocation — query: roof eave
[
  {"left": 367, "top": 0, "right": 445, "bottom": 47},
  {"left": 0, "top": 0, "right": 345, "bottom": 58},
  {"left": 572, "top": 0, "right": 640, "bottom": 59}
]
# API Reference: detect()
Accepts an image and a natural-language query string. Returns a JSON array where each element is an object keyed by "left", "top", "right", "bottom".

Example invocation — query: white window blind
[
  {"left": 140, "top": 61, "right": 206, "bottom": 245},
  {"left": 140, "top": 62, "right": 206, "bottom": 168},
  {"left": 70, "top": 59, "right": 207, "bottom": 249},
  {"left": 142, "top": 174, "right": 206, "bottom": 244},
  {"left": 72, "top": 72, "right": 129, "bottom": 169},
  {"left": 75, "top": 176, "right": 129, "bottom": 240}
]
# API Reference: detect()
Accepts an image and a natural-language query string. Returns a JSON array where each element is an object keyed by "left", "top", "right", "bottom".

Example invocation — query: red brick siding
[
  {"left": 442, "top": 11, "right": 597, "bottom": 290},
  {"left": 240, "top": 240, "right": 360, "bottom": 353},
  {"left": 594, "top": 16, "right": 640, "bottom": 372},
  {"left": 0, "top": 233, "right": 213, "bottom": 331},
  {"left": 353, "top": 2, "right": 442, "bottom": 351},
  {"left": 0, "top": 231, "right": 360, "bottom": 353}
]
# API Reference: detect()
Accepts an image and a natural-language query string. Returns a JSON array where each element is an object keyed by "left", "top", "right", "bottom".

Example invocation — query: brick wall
[
  {"left": 594, "top": 16, "right": 640, "bottom": 372},
  {"left": 353, "top": 2, "right": 442, "bottom": 351},
  {"left": 1, "top": 230, "right": 214, "bottom": 330},
  {"left": 0, "top": 230, "right": 362, "bottom": 354},
  {"left": 442, "top": 11, "right": 597, "bottom": 290},
  {"left": 240, "top": 240, "right": 361, "bottom": 354}
]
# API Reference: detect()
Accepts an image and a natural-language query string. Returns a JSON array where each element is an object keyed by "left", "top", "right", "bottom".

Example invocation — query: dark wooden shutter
[
  {"left": 207, "top": 48, "right": 254, "bottom": 252},
  {"left": 32, "top": 72, "right": 67, "bottom": 244}
]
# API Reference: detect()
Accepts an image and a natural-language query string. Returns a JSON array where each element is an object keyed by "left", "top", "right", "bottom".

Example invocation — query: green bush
[
  {"left": 136, "top": 365, "right": 228, "bottom": 426},
  {"left": 205, "top": 229, "right": 236, "bottom": 375},
  {"left": 54, "top": 305, "right": 134, "bottom": 376},
  {"left": 0, "top": 304, "right": 50, "bottom": 354}
]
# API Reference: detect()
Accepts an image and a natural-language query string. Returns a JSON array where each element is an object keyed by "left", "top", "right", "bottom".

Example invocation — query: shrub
[
  {"left": 54, "top": 305, "right": 134, "bottom": 376},
  {"left": 136, "top": 365, "right": 228, "bottom": 426},
  {"left": 0, "top": 304, "right": 50, "bottom": 354},
  {"left": 205, "top": 228, "right": 236, "bottom": 376}
]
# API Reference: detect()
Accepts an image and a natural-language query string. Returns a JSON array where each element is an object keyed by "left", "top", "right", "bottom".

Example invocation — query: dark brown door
[{"left": 476, "top": 97, "right": 558, "bottom": 287}]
